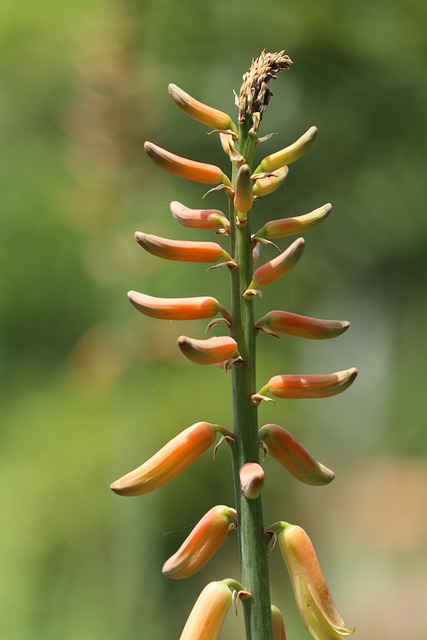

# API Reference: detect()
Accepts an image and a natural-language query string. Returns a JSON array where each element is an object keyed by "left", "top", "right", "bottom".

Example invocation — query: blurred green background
[{"left": 1, "top": 0, "right": 427, "bottom": 638}]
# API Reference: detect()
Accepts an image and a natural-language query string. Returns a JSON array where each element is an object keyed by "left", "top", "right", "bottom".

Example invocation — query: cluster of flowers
[{"left": 111, "top": 52, "right": 356, "bottom": 640}]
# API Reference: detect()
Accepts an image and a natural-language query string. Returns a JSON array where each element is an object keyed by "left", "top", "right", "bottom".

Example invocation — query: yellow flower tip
[
  {"left": 259, "top": 424, "right": 335, "bottom": 486},
  {"left": 240, "top": 462, "right": 265, "bottom": 499},
  {"left": 168, "top": 83, "right": 236, "bottom": 132},
  {"left": 267, "top": 367, "right": 358, "bottom": 399},
  {"left": 144, "top": 140, "right": 230, "bottom": 186},
  {"left": 110, "top": 421, "right": 218, "bottom": 497},
  {"left": 179, "top": 581, "right": 232, "bottom": 640},
  {"left": 254, "top": 202, "right": 332, "bottom": 240},
  {"left": 277, "top": 523, "right": 354, "bottom": 640},
  {"left": 162, "top": 505, "right": 237, "bottom": 579},
  {"left": 128, "top": 291, "right": 221, "bottom": 321},
  {"left": 178, "top": 335, "right": 239, "bottom": 365},
  {"left": 234, "top": 164, "right": 254, "bottom": 216}
]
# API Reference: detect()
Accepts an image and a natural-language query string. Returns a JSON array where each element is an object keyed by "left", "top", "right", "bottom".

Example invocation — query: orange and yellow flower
[
  {"left": 252, "top": 165, "right": 289, "bottom": 198},
  {"left": 255, "top": 126, "right": 318, "bottom": 174},
  {"left": 239, "top": 462, "right": 265, "bottom": 499},
  {"left": 144, "top": 141, "right": 231, "bottom": 187},
  {"left": 135, "top": 232, "right": 232, "bottom": 264},
  {"left": 162, "top": 505, "right": 237, "bottom": 579},
  {"left": 178, "top": 335, "right": 239, "bottom": 365},
  {"left": 275, "top": 522, "right": 354, "bottom": 640},
  {"left": 254, "top": 368, "right": 358, "bottom": 401},
  {"left": 254, "top": 203, "right": 332, "bottom": 240},
  {"left": 110, "top": 422, "right": 220, "bottom": 496},
  {"left": 259, "top": 424, "right": 335, "bottom": 486},
  {"left": 255, "top": 310, "right": 350, "bottom": 340},
  {"left": 271, "top": 605, "right": 287, "bottom": 640},
  {"left": 168, "top": 83, "right": 237, "bottom": 132},
  {"left": 179, "top": 580, "right": 232, "bottom": 640},
  {"left": 128, "top": 291, "right": 230, "bottom": 322},
  {"left": 244, "top": 238, "right": 305, "bottom": 297},
  {"left": 170, "top": 201, "right": 230, "bottom": 232},
  {"left": 234, "top": 164, "right": 254, "bottom": 220}
]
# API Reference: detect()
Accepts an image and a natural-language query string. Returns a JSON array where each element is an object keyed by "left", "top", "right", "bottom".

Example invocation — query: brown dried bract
[{"left": 238, "top": 50, "right": 292, "bottom": 132}]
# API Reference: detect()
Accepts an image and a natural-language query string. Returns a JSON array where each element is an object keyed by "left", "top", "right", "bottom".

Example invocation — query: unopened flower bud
[
  {"left": 252, "top": 166, "right": 289, "bottom": 198},
  {"left": 244, "top": 238, "right": 305, "bottom": 297},
  {"left": 255, "top": 310, "right": 350, "bottom": 340},
  {"left": 275, "top": 522, "right": 354, "bottom": 640},
  {"left": 271, "top": 605, "right": 287, "bottom": 640},
  {"left": 179, "top": 580, "right": 232, "bottom": 640},
  {"left": 259, "top": 424, "right": 335, "bottom": 485},
  {"left": 128, "top": 291, "right": 230, "bottom": 322},
  {"left": 255, "top": 126, "right": 318, "bottom": 174},
  {"left": 234, "top": 164, "right": 253, "bottom": 220},
  {"left": 254, "top": 203, "right": 332, "bottom": 240},
  {"left": 170, "top": 201, "right": 230, "bottom": 232},
  {"left": 168, "top": 83, "right": 237, "bottom": 132},
  {"left": 255, "top": 368, "right": 358, "bottom": 400},
  {"left": 110, "top": 422, "right": 220, "bottom": 496},
  {"left": 163, "top": 505, "right": 237, "bottom": 579},
  {"left": 240, "top": 462, "right": 264, "bottom": 499},
  {"left": 178, "top": 335, "right": 239, "bottom": 365},
  {"left": 144, "top": 141, "right": 231, "bottom": 187},
  {"left": 135, "top": 232, "right": 232, "bottom": 264}
]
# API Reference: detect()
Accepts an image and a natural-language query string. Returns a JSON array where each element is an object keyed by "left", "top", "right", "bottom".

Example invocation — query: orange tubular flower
[
  {"left": 275, "top": 522, "right": 354, "bottom": 640},
  {"left": 170, "top": 201, "right": 230, "bottom": 232},
  {"left": 240, "top": 462, "right": 265, "bottom": 499},
  {"left": 244, "top": 238, "right": 305, "bottom": 297},
  {"left": 110, "top": 422, "right": 220, "bottom": 497},
  {"left": 254, "top": 203, "right": 332, "bottom": 240},
  {"left": 255, "top": 310, "right": 350, "bottom": 340},
  {"left": 259, "top": 424, "right": 335, "bottom": 486},
  {"left": 179, "top": 580, "right": 232, "bottom": 640},
  {"left": 135, "top": 232, "right": 232, "bottom": 264},
  {"left": 255, "top": 368, "right": 358, "bottom": 400},
  {"left": 162, "top": 505, "right": 237, "bottom": 579},
  {"left": 252, "top": 165, "right": 289, "bottom": 198},
  {"left": 255, "top": 125, "right": 318, "bottom": 174},
  {"left": 168, "top": 83, "right": 237, "bottom": 132},
  {"left": 128, "top": 291, "right": 230, "bottom": 322},
  {"left": 234, "top": 164, "right": 254, "bottom": 220},
  {"left": 178, "top": 335, "right": 239, "bottom": 365},
  {"left": 271, "top": 605, "right": 287, "bottom": 640},
  {"left": 144, "top": 141, "right": 232, "bottom": 187}
]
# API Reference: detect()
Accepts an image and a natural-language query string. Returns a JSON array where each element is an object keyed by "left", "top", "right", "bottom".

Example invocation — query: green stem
[{"left": 229, "top": 130, "right": 274, "bottom": 640}]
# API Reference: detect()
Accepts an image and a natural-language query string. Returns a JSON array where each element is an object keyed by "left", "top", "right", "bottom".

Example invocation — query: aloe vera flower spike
[{"left": 111, "top": 50, "right": 357, "bottom": 640}]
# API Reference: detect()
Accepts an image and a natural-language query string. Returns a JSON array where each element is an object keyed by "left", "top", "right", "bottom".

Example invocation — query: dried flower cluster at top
[{"left": 238, "top": 49, "right": 292, "bottom": 132}]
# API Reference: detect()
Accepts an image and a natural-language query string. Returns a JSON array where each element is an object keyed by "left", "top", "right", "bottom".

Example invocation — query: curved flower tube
[
  {"left": 135, "top": 232, "right": 232, "bottom": 264},
  {"left": 162, "top": 505, "right": 237, "bottom": 579},
  {"left": 170, "top": 201, "right": 230, "bottom": 232},
  {"left": 128, "top": 291, "right": 230, "bottom": 322},
  {"left": 254, "top": 126, "right": 318, "bottom": 173},
  {"left": 254, "top": 368, "right": 358, "bottom": 401},
  {"left": 254, "top": 203, "right": 332, "bottom": 240},
  {"left": 244, "top": 238, "right": 305, "bottom": 297},
  {"left": 179, "top": 580, "right": 233, "bottom": 640},
  {"left": 178, "top": 335, "right": 239, "bottom": 365},
  {"left": 252, "top": 165, "right": 289, "bottom": 198},
  {"left": 234, "top": 164, "right": 254, "bottom": 220},
  {"left": 255, "top": 310, "right": 350, "bottom": 340},
  {"left": 168, "top": 83, "right": 237, "bottom": 132},
  {"left": 275, "top": 522, "right": 354, "bottom": 640},
  {"left": 144, "top": 141, "right": 232, "bottom": 187},
  {"left": 259, "top": 424, "right": 335, "bottom": 485},
  {"left": 110, "top": 422, "right": 220, "bottom": 496}
]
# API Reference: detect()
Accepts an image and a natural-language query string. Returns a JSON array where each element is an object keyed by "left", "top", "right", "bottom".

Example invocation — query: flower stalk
[{"left": 111, "top": 50, "right": 357, "bottom": 640}]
